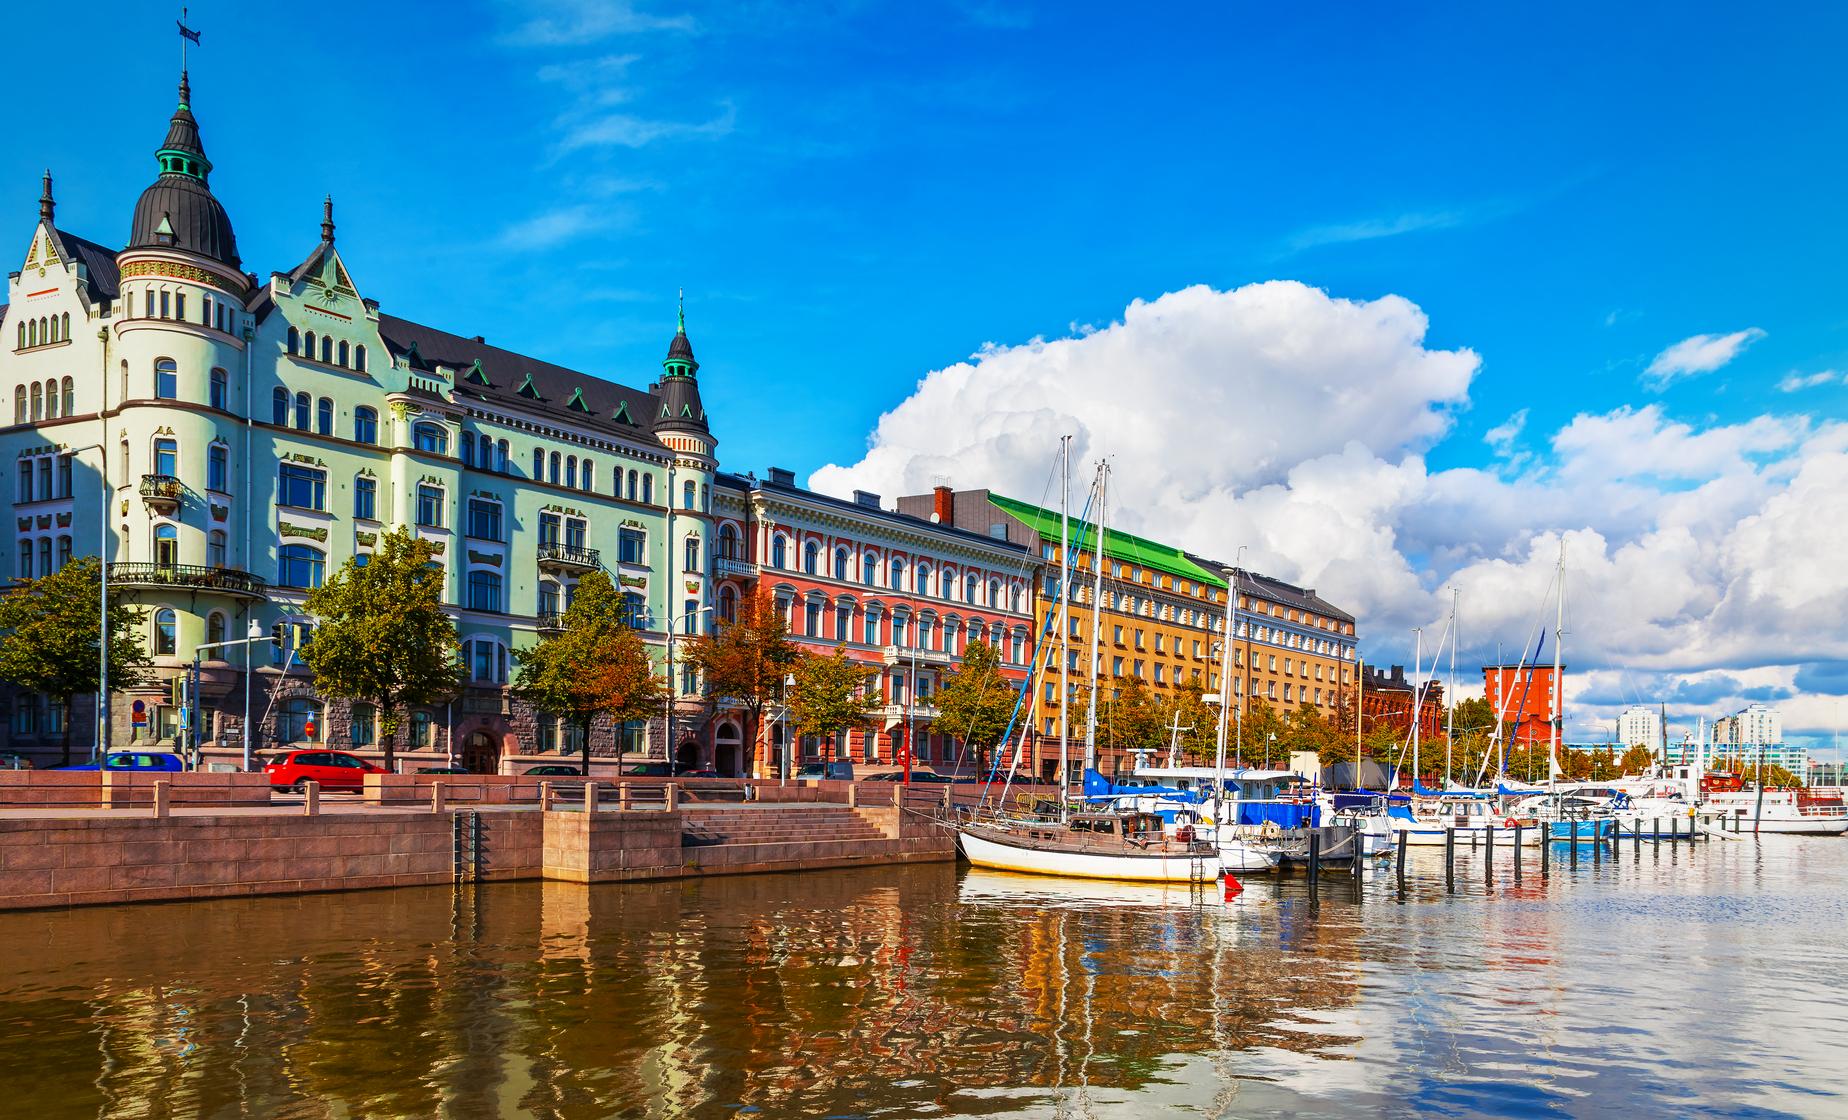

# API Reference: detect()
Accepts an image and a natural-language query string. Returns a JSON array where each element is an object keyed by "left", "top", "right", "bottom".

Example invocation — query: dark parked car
[
  {"left": 60, "top": 751, "right": 186, "bottom": 772},
  {"left": 417, "top": 765, "right": 471, "bottom": 775},
  {"left": 620, "top": 762, "right": 673, "bottom": 777},
  {"left": 795, "top": 761, "right": 855, "bottom": 781},
  {"left": 678, "top": 768, "right": 721, "bottom": 778},
  {"left": 263, "top": 750, "right": 386, "bottom": 792},
  {"left": 525, "top": 764, "right": 583, "bottom": 777}
]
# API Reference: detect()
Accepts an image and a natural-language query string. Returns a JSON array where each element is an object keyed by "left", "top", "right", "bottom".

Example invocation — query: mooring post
[
  {"left": 1634, "top": 819, "right": 1641, "bottom": 855},
  {"left": 1670, "top": 815, "right": 1679, "bottom": 843},
  {"left": 1307, "top": 829, "right": 1321, "bottom": 889},
  {"left": 1484, "top": 821, "right": 1495, "bottom": 883},
  {"left": 1352, "top": 826, "right": 1362, "bottom": 877},
  {"left": 1654, "top": 818, "right": 1661, "bottom": 849},
  {"left": 1570, "top": 830, "right": 1578, "bottom": 869},
  {"left": 152, "top": 780, "right": 171, "bottom": 820},
  {"left": 431, "top": 781, "right": 446, "bottom": 814},
  {"left": 1513, "top": 825, "right": 1523, "bottom": 882},
  {"left": 1542, "top": 831, "right": 1550, "bottom": 875},
  {"left": 584, "top": 781, "right": 600, "bottom": 815},
  {"left": 303, "top": 780, "right": 319, "bottom": 817},
  {"left": 1444, "top": 826, "right": 1455, "bottom": 894},
  {"left": 1395, "top": 829, "right": 1407, "bottom": 892}
]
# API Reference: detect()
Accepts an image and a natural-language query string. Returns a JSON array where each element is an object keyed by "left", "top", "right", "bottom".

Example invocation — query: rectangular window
[
  {"left": 354, "top": 476, "right": 376, "bottom": 520},
  {"left": 617, "top": 527, "right": 645, "bottom": 565},
  {"left": 159, "top": 290, "right": 170, "bottom": 318},
  {"left": 467, "top": 498, "right": 502, "bottom": 541},
  {"left": 278, "top": 463, "right": 326, "bottom": 511},
  {"left": 207, "top": 447, "right": 227, "bottom": 492},
  {"left": 1112, "top": 656, "right": 1124, "bottom": 677},
  {"left": 565, "top": 517, "right": 586, "bottom": 550},
  {"left": 836, "top": 605, "right": 850, "bottom": 640},
  {"left": 864, "top": 613, "right": 879, "bottom": 646},
  {"left": 539, "top": 511, "right": 560, "bottom": 547},
  {"left": 805, "top": 601, "right": 821, "bottom": 635},
  {"left": 416, "top": 484, "right": 444, "bottom": 528}
]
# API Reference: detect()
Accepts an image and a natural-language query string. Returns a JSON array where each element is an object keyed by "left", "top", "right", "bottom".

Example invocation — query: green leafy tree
[
  {"left": 0, "top": 557, "right": 151, "bottom": 765},
  {"left": 1450, "top": 696, "right": 1497, "bottom": 737},
  {"left": 1150, "top": 682, "right": 1218, "bottom": 765},
  {"left": 681, "top": 590, "right": 802, "bottom": 777},
  {"left": 1101, "top": 676, "right": 1162, "bottom": 758},
  {"left": 1236, "top": 699, "right": 1288, "bottom": 768},
  {"left": 786, "top": 646, "right": 878, "bottom": 760},
  {"left": 513, "top": 569, "right": 663, "bottom": 772},
  {"left": 302, "top": 527, "right": 462, "bottom": 771},
  {"left": 932, "top": 638, "right": 1021, "bottom": 771}
]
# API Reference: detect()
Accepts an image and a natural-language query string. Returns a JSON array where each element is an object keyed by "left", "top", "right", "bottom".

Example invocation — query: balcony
[
  {"left": 536, "top": 611, "right": 567, "bottom": 634},
  {"left": 713, "top": 553, "right": 756, "bottom": 579},
  {"left": 108, "top": 562, "right": 268, "bottom": 600},
  {"left": 139, "top": 473, "right": 183, "bottom": 512},
  {"left": 879, "top": 701, "right": 940, "bottom": 725},
  {"left": 537, "top": 543, "right": 599, "bottom": 572},
  {"left": 882, "top": 644, "right": 956, "bottom": 669}
]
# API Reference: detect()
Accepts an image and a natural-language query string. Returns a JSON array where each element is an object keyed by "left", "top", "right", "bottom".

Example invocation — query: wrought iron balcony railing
[
  {"left": 536, "top": 543, "right": 599, "bottom": 570},
  {"left": 108, "top": 562, "right": 267, "bottom": 599}
]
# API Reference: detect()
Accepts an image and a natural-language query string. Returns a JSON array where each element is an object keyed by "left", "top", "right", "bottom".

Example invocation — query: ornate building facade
[
  {"left": 0, "top": 74, "right": 715, "bottom": 769},
  {"left": 711, "top": 471, "right": 1036, "bottom": 776}
]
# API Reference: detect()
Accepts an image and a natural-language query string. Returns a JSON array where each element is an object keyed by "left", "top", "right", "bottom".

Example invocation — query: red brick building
[
  {"left": 1360, "top": 664, "right": 1445, "bottom": 743},
  {"left": 1482, "top": 664, "right": 1563, "bottom": 745},
  {"left": 707, "top": 469, "right": 1038, "bottom": 776}
]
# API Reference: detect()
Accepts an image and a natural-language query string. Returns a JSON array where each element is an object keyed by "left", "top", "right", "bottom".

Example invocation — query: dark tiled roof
[
  {"left": 377, "top": 314, "right": 664, "bottom": 446},
  {"left": 716, "top": 472, "right": 1033, "bottom": 558},
  {"left": 667, "top": 328, "right": 695, "bottom": 363},
  {"left": 1185, "top": 551, "right": 1356, "bottom": 624},
  {"left": 52, "top": 230, "right": 122, "bottom": 301},
  {"left": 129, "top": 175, "right": 240, "bottom": 268}
]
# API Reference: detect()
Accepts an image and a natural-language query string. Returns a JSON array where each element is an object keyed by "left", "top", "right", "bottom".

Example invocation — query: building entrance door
[
  {"left": 461, "top": 731, "right": 500, "bottom": 774},
  {"left": 715, "top": 724, "right": 743, "bottom": 777}
]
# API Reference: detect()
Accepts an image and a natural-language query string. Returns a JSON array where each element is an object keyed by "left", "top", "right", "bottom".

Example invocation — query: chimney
[
  {"left": 853, "top": 490, "right": 881, "bottom": 509},
  {"left": 933, "top": 485, "right": 954, "bottom": 524}
]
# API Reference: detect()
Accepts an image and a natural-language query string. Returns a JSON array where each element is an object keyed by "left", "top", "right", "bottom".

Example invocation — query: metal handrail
[
  {"left": 139, "top": 474, "right": 183, "bottom": 501},
  {"left": 536, "top": 543, "right": 600, "bottom": 568},
  {"left": 108, "top": 562, "right": 268, "bottom": 596}
]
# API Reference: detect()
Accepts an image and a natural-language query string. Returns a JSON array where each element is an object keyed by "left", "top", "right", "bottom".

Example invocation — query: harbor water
[{"left": 0, "top": 837, "right": 1842, "bottom": 1119}]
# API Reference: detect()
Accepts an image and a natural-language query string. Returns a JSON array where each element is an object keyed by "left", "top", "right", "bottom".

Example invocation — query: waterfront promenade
[{"left": 0, "top": 773, "right": 965, "bottom": 911}]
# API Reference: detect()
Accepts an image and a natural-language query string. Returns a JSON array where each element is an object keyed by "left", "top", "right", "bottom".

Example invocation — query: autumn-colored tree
[
  {"left": 1450, "top": 696, "right": 1497, "bottom": 737},
  {"left": 1101, "top": 676, "right": 1163, "bottom": 758},
  {"left": 1234, "top": 699, "right": 1289, "bottom": 768},
  {"left": 1618, "top": 744, "right": 1657, "bottom": 775},
  {"left": 303, "top": 527, "right": 462, "bottom": 771},
  {"left": 932, "top": 638, "right": 1022, "bottom": 771},
  {"left": 1714, "top": 754, "right": 1802, "bottom": 788},
  {"left": 680, "top": 590, "right": 801, "bottom": 777},
  {"left": 1149, "top": 682, "right": 1218, "bottom": 765},
  {"left": 513, "top": 569, "right": 662, "bottom": 772},
  {"left": 0, "top": 557, "right": 152, "bottom": 765},
  {"left": 786, "top": 646, "right": 878, "bottom": 760}
]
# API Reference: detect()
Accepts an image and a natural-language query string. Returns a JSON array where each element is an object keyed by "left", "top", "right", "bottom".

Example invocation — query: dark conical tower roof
[
  {"left": 654, "top": 299, "right": 709, "bottom": 436},
  {"left": 127, "top": 72, "right": 241, "bottom": 270}
]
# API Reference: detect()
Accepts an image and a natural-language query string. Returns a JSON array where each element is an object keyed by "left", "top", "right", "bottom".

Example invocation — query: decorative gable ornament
[{"left": 516, "top": 372, "right": 542, "bottom": 400}]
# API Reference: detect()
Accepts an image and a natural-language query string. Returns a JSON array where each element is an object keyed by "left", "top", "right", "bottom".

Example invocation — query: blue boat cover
[{"left": 1387, "top": 804, "right": 1419, "bottom": 822}]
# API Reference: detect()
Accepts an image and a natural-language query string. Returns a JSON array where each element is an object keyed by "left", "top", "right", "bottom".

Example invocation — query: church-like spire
[
  {"left": 654, "top": 292, "right": 709, "bottom": 435},
  {"left": 321, "top": 195, "right": 335, "bottom": 244},
  {"left": 38, "top": 170, "right": 53, "bottom": 224},
  {"left": 663, "top": 291, "right": 698, "bottom": 378},
  {"left": 126, "top": 64, "right": 241, "bottom": 270}
]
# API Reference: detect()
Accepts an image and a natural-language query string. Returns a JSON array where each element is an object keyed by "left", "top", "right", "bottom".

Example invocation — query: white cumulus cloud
[
  {"left": 811, "top": 282, "right": 1848, "bottom": 746},
  {"left": 1777, "top": 369, "right": 1840, "bottom": 392},
  {"left": 1642, "top": 327, "right": 1766, "bottom": 391}
]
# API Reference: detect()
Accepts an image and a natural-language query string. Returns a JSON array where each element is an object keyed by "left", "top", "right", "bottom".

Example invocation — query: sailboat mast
[
  {"left": 1214, "top": 561, "right": 1236, "bottom": 834},
  {"left": 1446, "top": 588, "right": 1458, "bottom": 789},
  {"left": 1058, "top": 436, "right": 1071, "bottom": 800},
  {"left": 1550, "top": 543, "right": 1565, "bottom": 788},
  {"left": 1412, "top": 627, "right": 1423, "bottom": 785},
  {"left": 1083, "top": 462, "right": 1107, "bottom": 775}
]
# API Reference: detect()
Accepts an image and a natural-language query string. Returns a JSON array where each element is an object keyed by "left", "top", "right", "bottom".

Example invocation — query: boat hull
[{"left": 955, "top": 827, "right": 1216, "bottom": 883}]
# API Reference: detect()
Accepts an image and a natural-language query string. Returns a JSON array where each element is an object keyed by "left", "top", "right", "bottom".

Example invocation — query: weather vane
[{"left": 178, "top": 7, "right": 201, "bottom": 73}]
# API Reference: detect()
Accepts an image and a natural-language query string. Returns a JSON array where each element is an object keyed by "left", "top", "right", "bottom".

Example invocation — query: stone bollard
[
  {"left": 846, "top": 783, "right": 858, "bottom": 809},
  {"left": 619, "top": 782, "right": 632, "bottom": 810},
  {"left": 153, "top": 780, "right": 171, "bottom": 820},
  {"left": 942, "top": 786, "right": 954, "bottom": 811},
  {"left": 539, "top": 780, "right": 554, "bottom": 812},
  {"left": 303, "top": 781, "right": 320, "bottom": 817},
  {"left": 431, "top": 782, "right": 447, "bottom": 814},
  {"left": 583, "top": 781, "right": 600, "bottom": 815},
  {"left": 665, "top": 783, "right": 679, "bottom": 811},
  {"left": 892, "top": 784, "right": 904, "bottom": 808}
]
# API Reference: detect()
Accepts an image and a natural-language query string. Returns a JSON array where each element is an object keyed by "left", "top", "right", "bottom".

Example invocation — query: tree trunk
[
  {"left": 580, "top": 716, "right": 593, "bottom": 775},
  {"left": 381, "top": 715, "right": 397, "bottom": 773},
  {"left": 60, "top": 693, "right": 75, "bottom": 767}
]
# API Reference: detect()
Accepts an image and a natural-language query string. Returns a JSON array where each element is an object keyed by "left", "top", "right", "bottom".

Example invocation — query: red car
[{"left": 263, "top": 749, "right": 386, "bottom": 792}]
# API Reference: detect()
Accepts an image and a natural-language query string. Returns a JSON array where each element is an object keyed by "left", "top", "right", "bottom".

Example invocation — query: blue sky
[{"left": 8, "top": 2, "right": 1848, "bottom": 748}]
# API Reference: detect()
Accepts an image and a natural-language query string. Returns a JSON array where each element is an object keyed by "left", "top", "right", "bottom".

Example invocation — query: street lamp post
[
  {"left": 191, "top": 620, "right": 274, "bottom": 770},
  {"left": 65, "top": 443, "right": 108, "bottom": 762},
  {"left": 664, "top": 603, "right": 713, "bottom": 774},
  {"left": 775, "top": 672, "right": 797, "bottom": 781}
]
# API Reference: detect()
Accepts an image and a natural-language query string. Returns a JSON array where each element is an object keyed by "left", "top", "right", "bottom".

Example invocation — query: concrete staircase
[{"left": 681, "top": 805, "right": 890, "bottom": 848}]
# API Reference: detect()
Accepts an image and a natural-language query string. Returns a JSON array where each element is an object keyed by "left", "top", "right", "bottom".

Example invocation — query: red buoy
[{"left": 1222, "top": 875, "right": 1243, "bottom": 899}]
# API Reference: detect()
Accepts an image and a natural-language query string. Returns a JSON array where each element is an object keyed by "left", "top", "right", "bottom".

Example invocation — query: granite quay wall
[{"left": 0, "top": 771, "right": 272, "bottom": 810}]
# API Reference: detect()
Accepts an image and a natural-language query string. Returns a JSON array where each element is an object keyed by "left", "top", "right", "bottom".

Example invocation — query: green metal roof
[{"left": 986, "top": 493, "right": 1227, "bottom": 589}]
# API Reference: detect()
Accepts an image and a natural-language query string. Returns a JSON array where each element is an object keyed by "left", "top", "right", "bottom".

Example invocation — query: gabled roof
[
  {"left": 51, "top": 230, "right": 121, "bottom": 302},
  {"left": 376, "top": 314, "right": 664, "bottom": 446}
]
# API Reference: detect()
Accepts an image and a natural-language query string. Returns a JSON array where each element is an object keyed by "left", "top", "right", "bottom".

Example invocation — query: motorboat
[{"left": 954, "top": 811, "right": 1220, "bottom": 883}]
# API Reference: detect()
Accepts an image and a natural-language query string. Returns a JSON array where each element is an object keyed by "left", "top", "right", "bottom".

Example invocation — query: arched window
[
  {"left": 56, "top": 535, "right": 71, "bottom": 570},
  {"left": 287, "top": 326, "right": 300, "bottom": 354},
  {"left": 15, "top": 322, "right": 23, "bottom": 349},
  {"left": 803, "top": 541, "right": 819, "bottom": 575},
  {"left": 293, "top": 392, "right": 310, "bottom": 431},
  {"left": 208, "top": 529, "right": 226, "bottom": 567},
  {"left": 496, "top": 439, "right": 509, "bottom": 472},
  {"left": 917, "top": 563, "right": 932, "bottom": 597},
  {"left": 626, "top": 470, "right": 637, "bottom": 500},
  {"left": 459, "top": 431, "right": 475, "bottom": 467},
  {"left": 533, "top": 448, "right": 545, "bottom": 478},
  {"left": 719, "top": 584, "right": 738, "bottom": 623},
  {"left": 316, "top": 397, "right": 333, "bottom": 436},
  {"left": 278, "top": 697, "right": 322, "bottom": 744},
  {"left": 12, "top": 385, "right": 23, "bottom": 424},
  {"left": 412, "top": 422, "right": 447, "bottom": 454},
  {"left": 59, "top": 312, "right": 68, "bottom": 341},
  {"left": 890, "top": 557, "right": 906, "bottom": 590},
  {"left": 303, "top": 330, "right": 316, "bottom": 358},
  {"left": 834, "top": 548, "right": 849, "bottom": 580},
  {"left": 684, "top": 535, "right": 700, "bottom": 573},
  {"left": 44, "top": 379, "right": 59, "bottom": 419},
  {"left": 683, "top": 479, "right": 696, "bottom": 509},
  {"left": 30, "top": 381, "right": 44, "bottom": 419},
  {"left": 988, "top": 579, "right": 1000, "bottom": 606},
  {"left": 354, "top": 344, "right": 367, "bottom": 371},
  {"left": 771, "top": 535, "right": 788, "bottom": 569},
  {"left": 206, "top": 611, "right": 226, "bottom": 647},
  {"left": 863, "top": 550, "right": 878, "bottom": 586},
  {"left": 272, "top": 387, "right": 289, "bottom": 425},
  {"left": 208, "top": 444, "right": 228, "bottom": 491},
  {"left": 548, "top": 451, "right": 560, "bottom": 484},
  {"left": 278, "top": 543, "right": 326, "bottom": 589},
  {"left": 337, "top": 340, "right": 349, "bottom": 367},
  {"left": 154, "top": 523, "right": 178, "bottom": 567},
  {"left": 641, "top": 474, "right": 653, "bottom": 504},
  {"left": 354, "top": 406, "right": 377, "bottom": 445},
  {"left": 37, "top": 538, "right": 50, "bottom": 577},
  {"left": 153, "top": 608, "right": 177, "bottom": 656},
  {"left": 623, "top": 592, "right": 649, "bottom": 628},
  {"left": 581, "top": 461, "right": 594, "bottom": 490},
  {"left": 27, "top": 319, "right": 36, "bottom": 347},
  {"left": 466, "top": 570, "right": 503, "bottom": 612},
  {"left": 319, "top": 335, "right": 333, "bottom": 363},
  {"left": 410, "top": 710, "right": 433, "bottom": 748},
  {"left": 565, "top": 456, "right": 577, "bottom": 489},
  {"left": 208, "top": 368, "right": 225, "bottom": 410}
]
